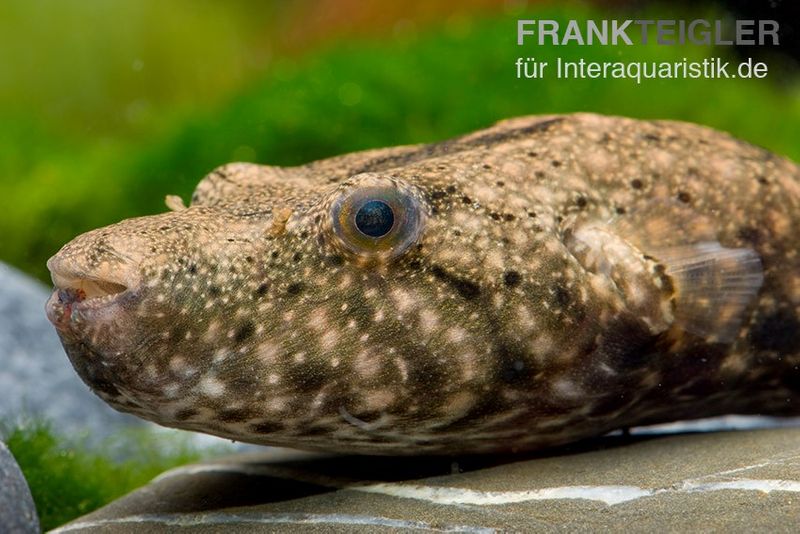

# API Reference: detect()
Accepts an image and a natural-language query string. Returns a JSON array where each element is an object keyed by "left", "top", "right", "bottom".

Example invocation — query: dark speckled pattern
[{"left": 45, "top": 114, "right": 800, "bottom": 454}]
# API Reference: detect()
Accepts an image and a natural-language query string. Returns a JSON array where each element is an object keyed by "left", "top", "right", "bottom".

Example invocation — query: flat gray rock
[
  {"left": 0, "top": 441, "right": 39, "bottom": 534},
  {"left": 53, "top": 427, "right": 800, "bottom": 533}
]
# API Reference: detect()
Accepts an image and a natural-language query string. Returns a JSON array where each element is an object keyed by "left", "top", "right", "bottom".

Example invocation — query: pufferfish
[{"left": 45, "top": 113, "right": 800, "bottom": 455}]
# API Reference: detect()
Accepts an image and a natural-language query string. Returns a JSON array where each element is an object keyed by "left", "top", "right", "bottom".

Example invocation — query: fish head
[
  {"left": 46, "top": 160, "right": 564, "bottom": 444},
  {"left": 44, "top": 201, "right": 277, "bottom": 418}
]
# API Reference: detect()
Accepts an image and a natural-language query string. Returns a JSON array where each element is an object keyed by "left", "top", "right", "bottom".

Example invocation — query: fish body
[{"left": 46, "top": 114, "right": 800, "bottom": 454}]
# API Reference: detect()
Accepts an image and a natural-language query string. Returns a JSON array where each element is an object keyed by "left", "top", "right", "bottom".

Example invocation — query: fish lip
[
  {"left": 45, "top": 255, "right": 140, "bottom": 330},
  {"left": 46, "top": 253, "right": 139, "bottom": 296},
  {"left": 45, "top": 286, "right": 131, "bottom": 333}
]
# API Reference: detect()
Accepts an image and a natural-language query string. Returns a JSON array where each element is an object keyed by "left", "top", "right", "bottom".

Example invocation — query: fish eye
[
  {"left": 328, "top": 180, "right": 424, "bottom": 262},
  {"left": 355, "top": 200, "right": 394, "bottom": 237}
]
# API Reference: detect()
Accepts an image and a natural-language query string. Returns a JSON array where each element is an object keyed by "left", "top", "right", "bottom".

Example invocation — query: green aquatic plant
[
  {"left": 1, "top": 4, "right": 798, "bottom": 282},
  {"left": 3, "top": 421, "right": 228, "bottom": 530}
]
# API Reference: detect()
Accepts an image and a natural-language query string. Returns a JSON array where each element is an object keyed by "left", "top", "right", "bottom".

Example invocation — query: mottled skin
[{"left": 46, "top": 114, "right": 800, "bottom": 455}]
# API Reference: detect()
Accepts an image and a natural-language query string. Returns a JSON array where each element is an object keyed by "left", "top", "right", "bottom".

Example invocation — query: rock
[
  {"left": 0, "top": 441, "right": 39, "bottom": 534},
  {"left": 53, "top": 427, "right": 800, "bottom": 532}
]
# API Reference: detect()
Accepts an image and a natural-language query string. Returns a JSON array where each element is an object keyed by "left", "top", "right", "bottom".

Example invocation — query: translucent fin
[{"left": 654, "top": 242, "right": 764, "bottom": 343}]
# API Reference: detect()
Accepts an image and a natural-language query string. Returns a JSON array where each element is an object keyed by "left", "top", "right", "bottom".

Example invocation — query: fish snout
[{"left": 45, "top": 230, "right": 144, "bottom": 334}]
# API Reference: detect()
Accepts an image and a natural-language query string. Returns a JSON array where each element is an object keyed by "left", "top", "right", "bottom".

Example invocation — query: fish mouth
[
  {"left": 45, "top": 257, "right": 137, "bottom": 332},
  {"left": 45, "top": 255, "right": 160, "bottom": 404}
]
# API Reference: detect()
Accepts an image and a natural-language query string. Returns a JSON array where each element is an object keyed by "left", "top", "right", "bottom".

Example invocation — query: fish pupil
[{"left": 355, "top": 200, "right": 394, "bottom": 237}]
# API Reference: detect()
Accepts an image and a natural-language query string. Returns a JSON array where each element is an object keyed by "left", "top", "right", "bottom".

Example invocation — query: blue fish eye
[
  {"left": 355, "top": 200, "right": 394, "bottom": 238},
  {"left": 329, "top": 181, "right": 424, "bottom": 262}
]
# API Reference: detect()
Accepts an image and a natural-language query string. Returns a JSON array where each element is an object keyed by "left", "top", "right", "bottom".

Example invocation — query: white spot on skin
[
  {"left": 492, "top": 293, "right": 504, "bottom": 309},
  {"left": 451, "top": 211, "right": 480, "bottom": 232},
  {"left": 597, "top": 363, "right": 617, "bottom": 376},
  {"left": 391, "top": 288, "right": 417, "bottom": 314},
  {"left": 446, "top": 326, "right": 467, "bottom": 344},
  {"left": 485, "top": 249, "right": 505, "bottom": 271},
  {"left": 551, "top": 378, "right": 583, "bottom": 399},
  {"left": 199, "top": 376, "right": 226, "bottom": 398},
  {"left": 787, "top": 274, "right": 800, "bottom": 304},
  {"left": 515, "top": 305, "right": 537, "bottom": 332},
  {"left": 267, "top": 396, "right": 288, "bottom": 412},
  {"left": 257, "top": 341, "right": 280, "bottom": 365},
  {"left": 308, "top": 308, "right": 328, "bottom": 332},
  {"left": 144, "top": 364, "right": 158, "bottom": 380},
  {"left": 457, "top": 351, "right": 478, "bottom": 382},
  {"left": 311, "top": 390, "right": 327, "bottom": 409},
  {"left": 203, "top": 321, "right": 221, "bottom": 342},
  {"left": 320, "top": 330, "right": 339, "bottom": 352},
  {"left": 363, "top": 390, "right": 395, "bottom": 411},
  {"left": 419, "top": 308, "right": 440, "bottom": 337},
  {"left": 355, "top": 349, "right": 381, "bottom": 379},
  {"left": 582, "top": 147, "right": 614, "bottom": 174},
  {"left": 720, "top": 354, "right": 748, "bottom": 375},
  {"left": 212, "top": 349, "right": 229, "bottom": 363},
  {"left": 472, "top": 183, "right": 500, "bottom": 204},
  {"left": 395, "top": 358, "right": 409, "bottom": 382},
  {"left": 531, "top": 333, "right": 554, "bottom": 357}
]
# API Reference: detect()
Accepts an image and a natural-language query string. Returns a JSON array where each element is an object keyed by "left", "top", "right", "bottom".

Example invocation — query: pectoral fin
[
  {"left": 653, "top": 242, "right": 763, "bottom": 343},
  {"left": 567, "top": 201, "right": 763, "bottom": 344}
]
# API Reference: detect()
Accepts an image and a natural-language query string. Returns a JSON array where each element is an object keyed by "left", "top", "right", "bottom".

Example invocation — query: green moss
[{"left": 3, "top": 421, "right": 224, "bottom": 531}]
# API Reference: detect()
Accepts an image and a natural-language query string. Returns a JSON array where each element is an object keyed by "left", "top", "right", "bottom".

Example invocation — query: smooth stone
[
  {"left": 53, "top": 427, "right": 800, "bottom": 533},
  {"left": 0, "top": 441, "right": 39, "bottom": 534}
]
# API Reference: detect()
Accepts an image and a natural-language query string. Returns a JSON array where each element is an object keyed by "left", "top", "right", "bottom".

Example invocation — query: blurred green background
[
  {"left": 1, "top": 0, "right": 798, "bottom": 282},
  {"left": 1, "top": 0, "right": 799, "bottom": 528}
]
